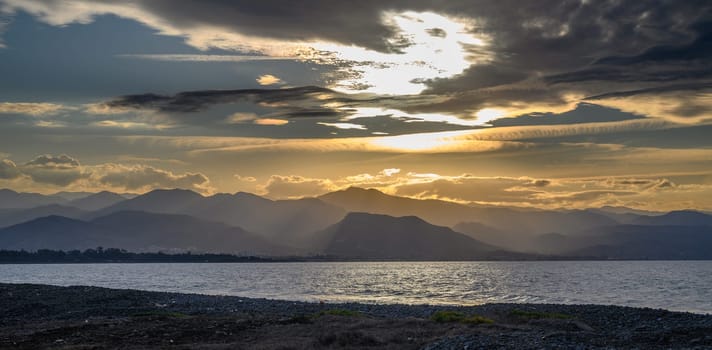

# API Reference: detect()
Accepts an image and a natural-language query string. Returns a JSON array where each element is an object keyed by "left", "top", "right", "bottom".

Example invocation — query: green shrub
[
  {"left": 430, "top": 310, "right": 493, "bottom": 324},
  {"left": 509, "top": 309, "right": 571, "bottom": 319}
]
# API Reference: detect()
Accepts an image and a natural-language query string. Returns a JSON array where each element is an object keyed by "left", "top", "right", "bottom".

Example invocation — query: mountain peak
[
  {"left": 632, "top": 210, "right": 712, "bottom": 226},
  {"left": 0, "top": 188, "right": 18, "bottom": 195},
  {"left": 342, "top": 211, "right": 423, "bottom": 224},
  {"left": 321, "top": 187, "right": 388, "bottom": 200},
  {"left": 143, "top": 188, "right": 203, "bottom": 198},
  {"left": 233, "top": 191, "right": 270, "bottom": 201},
  {"left": 344, "top": 186, "right": 384, "bottom": 194},
  {"left": 68, "top": 191, "right": 127, "bottom": 211},
  {"left": 9, "top": 214, "right": 87, "bottom": 228},
  {"left": 322, "top": 211, "right": 496, "bottom": 260}
]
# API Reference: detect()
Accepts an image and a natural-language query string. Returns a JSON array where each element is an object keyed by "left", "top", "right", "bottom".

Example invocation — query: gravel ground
[{"left": 1, "top": 283, "right": 711, "bottom": 349}]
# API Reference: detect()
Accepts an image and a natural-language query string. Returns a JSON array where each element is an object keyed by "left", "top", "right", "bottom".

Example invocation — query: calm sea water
[{"left": 1, "top": 261, "right": 711, "bottom": 314}]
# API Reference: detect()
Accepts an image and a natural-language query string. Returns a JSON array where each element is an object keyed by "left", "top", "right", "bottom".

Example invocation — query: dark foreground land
[{"left": 1, "top": 284, "right": 711, "bottom": 349}]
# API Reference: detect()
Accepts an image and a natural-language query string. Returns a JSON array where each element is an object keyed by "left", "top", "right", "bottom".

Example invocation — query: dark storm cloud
[
  {"left": 583, "top": 83, "right": 712, "bottom": 101},
  {"left": 595, "top": 20, "right": 712, "bottom": 66},
  {"left": 544, "top": 18, "right": 712, "bottom": 85},
  {"left": 411, "top": 0, "right": 711, "bottom": 119},
  {"left": 2, "top": 0, "right": 710, "bottom": 126},
  {"left": 6, "top": 0, "right": 708, "bottom": 69},
  {"left": 103, "top": 86, "right": 444, "bottom": 122},
  {"left": 422, "top": 65, "right": 529, "bottom": 94},
  {"left": 544, "top": 66, "right": 712, "bottom": 85},
  {"left": 24, "top": 154, "right": 81, "bottom": 168},
  {"left": 136, "top": 1, "right": 416, "bottom": 53},
  {"left": 490, "top": 103, "right": 644, "bottom": 127},
  {"left": 106, "top": 86, "right": 334, "bottom": 113}
]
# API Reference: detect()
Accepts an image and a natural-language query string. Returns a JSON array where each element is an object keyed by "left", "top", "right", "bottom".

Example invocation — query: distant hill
[
  {"left": 313, "top": 212, "right": 502, "bottom": 260},
  {"left": 0, "top": 189, "right": 66, "bottom": 209},
  {"left": 95, "top": 189, "right": 204, "bottom": 215},
  {"left": 96, "top": 189, "right": 345, "bottom": 240},
  {"left": 67, "top": 191, "right": 126, "bottom": 211},
  {"left": 319, "top": 187, "right": 474, "bottom": 227},
  {"left": 0, "top": 205, "right": 86, "bottom": 229},
  {"left": 53, "top": 191, "right": 97, "bottom": 201},
  {"left": 0, "top": 215, "right": 110, "bottom": 251},
  {"left": 631, "top": 211, "right": 712, "bottom": 227},
  {"left": 319, "top": 187, "right": 617, "bottom": 237},
  {"left": 453, "top": 222, "right": 526, "bottom": 251},
  {"left": 0, "top": 187, "right": 710, "bottom": 260},
  {"left": 0, "top": 211, "right": 290, "bottom": 255},
  {"left": 523, "top": 224, "right": 712, "bottom": 259},
  {"left": 568, "top": 225, "right": 712, "bottom": 259}
]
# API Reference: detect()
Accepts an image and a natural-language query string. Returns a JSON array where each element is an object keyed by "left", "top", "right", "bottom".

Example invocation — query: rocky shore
[{"left": 1, "top": 283, "right": 711, "bottom": 349}]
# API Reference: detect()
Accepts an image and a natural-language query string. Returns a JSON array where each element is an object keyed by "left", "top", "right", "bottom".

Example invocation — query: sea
[{"left": 1, "top": 260, "right": 710, "bottom": 314}]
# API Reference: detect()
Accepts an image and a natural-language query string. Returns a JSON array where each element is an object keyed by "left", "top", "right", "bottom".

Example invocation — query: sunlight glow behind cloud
[{"left": 314, "top": 11, "right": 491, "bottom": 94}]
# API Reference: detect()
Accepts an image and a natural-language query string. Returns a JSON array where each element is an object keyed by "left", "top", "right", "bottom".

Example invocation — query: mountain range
[{"left": 0, "top": 187, "right": 711, "bottom": 260}]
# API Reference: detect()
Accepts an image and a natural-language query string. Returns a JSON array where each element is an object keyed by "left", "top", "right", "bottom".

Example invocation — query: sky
[{"left": 0, "top": 0, "right": 710, "bottom": 211}]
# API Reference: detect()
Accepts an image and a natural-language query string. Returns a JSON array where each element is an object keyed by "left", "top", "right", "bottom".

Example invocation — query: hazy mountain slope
[
  {"left": 53, "top": 191, "right": 96, "bottom": 201},
  {"left": 0, "top": 205, "right": 86, "bottom": 229},
  {"left": 319, "top": 187, "right": 474, "bottom": 227},
  {"left": 0, "top": 216, "right": 112, "bottom": 251},
  {"left": 0, "top": 189, "right": 66, "bottom": 209},
  {"left": 0, "top": 211, "right": 291, "bottom": 255},
  {"left": 96, "top": 189, "right": 345, "bottom": 239},
  {"left": 319, "top": 187, "right": 617, "bottom": 236},
  {"left": 568, "top": 225, "right": 712, "bottom": 259},
  {"left": 594, "top": 206, "right": 663, "bottom": 216},
  {"left": 185, "top": 193, "right": 346, "bottom": 240},
  {"left": 68, "top": 191, "right": 126, "bottom": 211},
  {"left": 314, "top": 212, "right": 498, "bottom": 260},
  {"left": 94, "top": 189, "right": 204, "bottom": 216},
  {"left": 631, "top": 211, "right": 712, "bottom": 227},
  {"left": 91, "top": 211, "right": 289, "bottom": 255},
  {"left": 453, "top": 221, "right": 533, "bottom": 251}
]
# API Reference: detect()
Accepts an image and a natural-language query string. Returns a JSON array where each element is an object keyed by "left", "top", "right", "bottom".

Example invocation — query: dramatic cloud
[
  {"left": 24, "top": 154, "right": 80, "bottom": 168},
  {"left": 6, "top": 0, "right": 707, "bottom": 108},
  {"left": 583, "top": 85, "right": 712, "bottom": 123},
  {"left": 21, "top": 154, "right": 87, "bottom": 186},
  {"left": 0, "top": 102, "right": 66, "bottom": 116},
  {"left": 0, "top": 1, "right": 710, "bottom": 210},
  {"left": 103, "top": 86, "right": 335, "bottom": 113},
  {"left": 258, "top": 175, "right": 335, "bottom": 199},
  {"left": 97, "top": 164, "right": 213, "bottom": 194},
  {"left": 119, "top": 54, "right": 297, "bottom": 62},
  {"left": 0, "top": 158, "right": 20, "bottom": 179},
  {"left": 0, "top": 154, "right": 213, "bottom": 194},
  {"left": 246, "top": 170, "right": 712, "bottom": 211}
]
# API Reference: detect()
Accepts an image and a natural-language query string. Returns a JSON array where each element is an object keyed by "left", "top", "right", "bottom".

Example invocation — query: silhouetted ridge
[
  {"left": 633, "top": 210, "right": 712, "bottom": 226},
  {"left": 0, "top": 211, "right": 290, "bottom": 255},
  {"left": 68, "top": 191, "right": 126, "bottom": 211},
  {"left": 0, "top": 205, "right": 86, "bottom": 229},
  {"left": 0, "top": 189, "right": 66, "bottom": 209},
  {"left": 232, "top": 191, "right": 273, "bottom": 202},
  {"left": 317, "top": 212, "right": 498, "bottom": 260},
  {"left": 10, "top": 215, "right": 86, "bottom": 227}
]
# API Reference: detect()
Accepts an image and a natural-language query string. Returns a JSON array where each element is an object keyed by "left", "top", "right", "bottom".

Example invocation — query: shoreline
[
  {"left": 2, "top": 283, "right": 712, "bottom": 349},
  {"left": 4, "top": 258, "right": 712, "bottom": 264}
]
